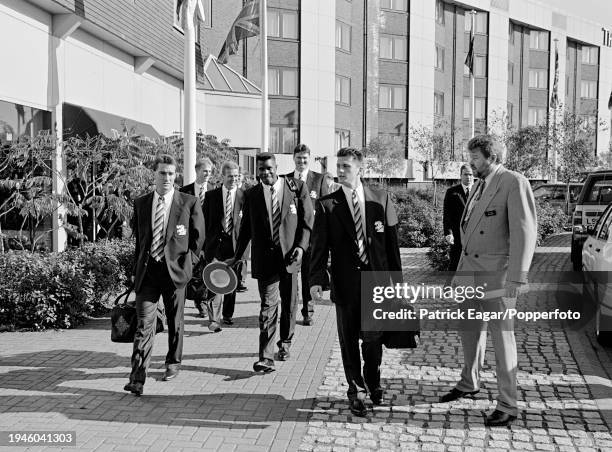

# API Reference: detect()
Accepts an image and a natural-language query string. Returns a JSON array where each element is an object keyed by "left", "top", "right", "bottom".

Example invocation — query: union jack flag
[
  {"left": 218, "top": 1, "right": 260, "bottom": 64},
  {"left": 551, "top": 44, "right": 559, "bottom": 108}
]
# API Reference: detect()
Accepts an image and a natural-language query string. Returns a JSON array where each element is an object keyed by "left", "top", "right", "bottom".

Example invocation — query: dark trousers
[
  {"left": 256, "top": 262, "right": 297, "bottom": 361},
  {"left": 300, "top": 248, "right": 314, "bottom": 319},
  {"left": 449, "top": 243, "right": 462, "bottom": 271},
  {"left": 213, "top": 234, "right": 237, "bottom": 321},
  {"left": 130, "top": 258, "right": 185, "bottom": 385},
  {"left": 335, "top": 302, "right": 384, "bottom": 401}
]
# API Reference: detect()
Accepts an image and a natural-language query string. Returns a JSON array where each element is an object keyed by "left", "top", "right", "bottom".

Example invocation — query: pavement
[{"left": 1, "top": 232, "right": 611, "bottom": 451}]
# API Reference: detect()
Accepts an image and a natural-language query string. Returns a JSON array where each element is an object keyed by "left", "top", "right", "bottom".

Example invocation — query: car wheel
[{"left": 596, "top": 331, "right": 612, "bottom": 347}]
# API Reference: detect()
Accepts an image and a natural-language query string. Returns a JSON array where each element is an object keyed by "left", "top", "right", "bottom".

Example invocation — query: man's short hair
[
  {"left": 221, "top": 160, "right": 239, "bottom": 175},
  {"left": 195, "top": 157, "right": 213, "bottom": 169},
  {"left": 467, "top": 135, "right": 503, "bottom": 162},
  {"left": 256, "top": 152, "right": 276, "bottom": 163},
  {"left": 337, "top": 147, "right": 364, "bottom": 163},
  {"left": 293, "top": 143, "right": 311, "bottom": 155},
  {"left": 460, "top": 164, "right": 472, "bottom": 175},
  {"left": 153, "top": 154, "right": 177, "bottom": 171}
]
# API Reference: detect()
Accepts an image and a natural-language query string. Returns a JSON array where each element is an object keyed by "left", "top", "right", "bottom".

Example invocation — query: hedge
[{"left": 0, "top": 238, "right": 134, "bottom": 331}]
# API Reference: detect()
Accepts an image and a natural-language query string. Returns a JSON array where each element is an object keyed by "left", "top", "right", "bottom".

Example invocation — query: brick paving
[{"left": 0, "top": 232, "right": 611, "bottom": 451}]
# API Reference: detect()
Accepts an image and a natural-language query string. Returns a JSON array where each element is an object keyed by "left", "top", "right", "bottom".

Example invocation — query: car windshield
[{"left": 586, "top": 180, "right": 612, "bottom": 204}]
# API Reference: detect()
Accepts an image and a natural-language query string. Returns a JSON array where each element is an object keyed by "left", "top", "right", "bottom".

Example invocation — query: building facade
[{"left": 1, "top": 0, "right": 611, "bottom": 179}]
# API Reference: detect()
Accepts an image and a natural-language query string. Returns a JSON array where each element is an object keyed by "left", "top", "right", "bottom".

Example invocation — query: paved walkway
[{"left": 1, "top": 233, "right": 611, "bottom": 451}]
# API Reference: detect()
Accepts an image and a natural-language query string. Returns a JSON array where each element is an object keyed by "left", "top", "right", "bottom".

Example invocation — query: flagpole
[
  {"left": 470, "top": 10, "right": 476, "bottom": 139},
  {"left": 183, "top": 0, "right": 199, "bottom": 184},
  {"left": 552, "top": 38, "right": 558, "bottom": 183},
  {"left": 260, "top": 0, "right": 269, "bottom": 153}
]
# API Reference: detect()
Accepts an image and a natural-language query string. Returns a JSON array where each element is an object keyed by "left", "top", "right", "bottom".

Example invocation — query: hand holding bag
[{"left": 110, "top": 288, "right": 165, "bottom": 343}]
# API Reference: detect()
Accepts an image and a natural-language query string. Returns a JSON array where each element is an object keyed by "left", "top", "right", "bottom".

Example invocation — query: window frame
[
  {"left": 529, "top": 30, "right": 548, "bottom": 50},
  {"left": 581, "top": 46, "right": 599, "bottom": 65},
  {"left": 268, "top": 67, "right": 299, "bottom": 97},
  {"left": 435, "top": 0, "right": 445, "bottom": 25},
  {"left": 335, "top": 75, "right": 351, "bottom": 105},
  {"left": 380, "top": 34, "right": 407, "bottom": 61},
  {"left": 267, "top": 9, "right": 299, "bottom": 40},
  {"left": 435, "top": 45, "right": 445, "bottom": 71},
  {"left": 434, "top": 91, "right": 445, "bottom": 117},
  {"left": 379, "top": 84, "right": 406, "bottom": 110},
  {"left": 380, "top": 0, "right": 408, "bottom": 12},
  {"left": 270, "top": 125, "right": 299, "bottom": 154},
  {"left": 335, "top": 20, "right": 352, "bottom": 53},
  {"left": 335, "top": 129, "right": 351, "bottom": 150},
  {"left": 580, "top": 80, "right": 597, "bottom": 99},
  {"left": 528, "top": 69, "right": 548, "bottom": 89}
]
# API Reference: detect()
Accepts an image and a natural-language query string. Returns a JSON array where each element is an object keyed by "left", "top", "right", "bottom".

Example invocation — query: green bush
[
  {"left": 0, "top": 238, "right": 135, "bottom": 330},
  {"left": 388, "top": 187, "right": 444, "bottom": 248},
  {"left": 426, "top": 232, "right": 451, "bottom": 271},
  {"left": 536, "top": 200, "right": 568, "bottom": 245}
]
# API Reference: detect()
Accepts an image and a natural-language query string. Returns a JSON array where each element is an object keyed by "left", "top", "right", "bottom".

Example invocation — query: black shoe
[
  {"left": 123, "top": 382, "right": 143, "bottom": 396},
  {"left": 485, "top": 409, "right": 517, "bottom": 427},
  {"left": 253, "top": 359, "right": 275, "bottom": 373},
  {"left": 162, "top": 367, "right": 179, "bottom": 381},
  {"left": 236, "top": 284, "right": 247, "bottom": 292},
  {"left": 439, "top": 388, "right": 479, "bottom": 403},
  {"left": 278, "top": 349, "right": 290, "bottom": 361},
  {"left": 303, "top": 317, "right": 313, "bottom": 326},
  {"left": 222, "top": 317, "right": 234, "bottom": 325},
  {"left": 208, "top": 322, "right": 222, "bottom": 333},
  {"left": 370, "top": 389, "right": 386, "bottom": 406},
  {"left": 349, "top": 399, "right": 367, "bottom": 417}
]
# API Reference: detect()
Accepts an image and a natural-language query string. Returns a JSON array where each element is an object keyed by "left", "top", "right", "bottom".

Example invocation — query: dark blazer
[
  {"left": 443, "top": 184, "right": 469, "bottom": 247},
  {"left": 203, "top": 187, "right": 245, "bottom": 260},
  {"left": 132, "top": 190, "right": 205, "bottom": 292},
  {"left": 309, "top": 184, "right": 402, "bottom": 305},
  {"left": 234, "top": 177, "right": 314, "bottom": 280},
  {"left": 180, "top": 182, "right": 215, "bottom": 200},
  {"left": 283, "top": 170, "right": 329, "bottom": 207}
]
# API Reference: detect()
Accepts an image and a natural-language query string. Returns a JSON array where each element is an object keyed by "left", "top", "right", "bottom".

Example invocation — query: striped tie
[
  {"left": 225, "top": 190, "right": 233, "bottom": 233},
  {"left": 271, "top": 186, "right": 281, "bottom": 246},
  {"left": 150, "top": 195, "right": 165, "bottom": 261},
  {"left": 352, "top": 189, "right": 368, "bottom": 265},
  {"left": 199, "top": 185, "right": 206, "bottom": 203}
]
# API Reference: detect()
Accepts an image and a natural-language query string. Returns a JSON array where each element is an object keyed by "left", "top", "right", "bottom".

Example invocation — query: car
[
  {"left": 571, "top": 170, "right": 612, "bottom": 271},
  {"left": 532, "top": 182, "right": 582, "bottom": 214},
  {"left": 581, "top": 201, "right": 612, "bottom": 346}
]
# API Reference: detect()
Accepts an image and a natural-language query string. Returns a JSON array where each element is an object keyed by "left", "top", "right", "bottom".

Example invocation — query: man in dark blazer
[
  {"left": 284, "top": 143, "right": 328, "bottom": 326},
  {"left": 227, "top": 153, "right": 314, "bottom": 373},
  {"left": 310, "top": 147, "right": 402, "bottom": 417},
  {"left": 125, "top": 154, "right": 205, "bottom": 396},
  {"left": 202, "top": 161, "right": 244, "bottom": 330},
  {"left": 443, "top": 164, "right": 474, "bottom": 271},
  {"left": 180, "top": 157, "right": 214, "bottom": 317}
]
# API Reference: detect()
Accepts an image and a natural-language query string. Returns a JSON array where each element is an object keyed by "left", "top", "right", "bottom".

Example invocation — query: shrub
[
  {"left": 0, "top": 238, "right": 135, "bottom": 330},
  {"left": 388, "top": 187, "right": 444, "bottom": 248},
  {"left": 426, "top": 232, "right": 451, "bottom": 271},
  {"left": 536, "top": 200, "right": 568, "bottom": 245}
]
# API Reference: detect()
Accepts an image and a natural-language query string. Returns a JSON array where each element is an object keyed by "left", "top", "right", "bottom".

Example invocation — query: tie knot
[
  {"left": 352, "top": 189, "right": 357, "bottom": 198},
  {"left": 270, "top": 186, "right": 275, "bottom": 194},
  {"left": 159, "top": 195, "right": 165, "bottom": 203}
]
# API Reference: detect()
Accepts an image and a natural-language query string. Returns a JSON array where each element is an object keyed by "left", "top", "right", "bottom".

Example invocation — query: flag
[
  {"left": 218, "top": 1, "right": 260, "bottom": 64},
  {"left": 465, "top": 18, "right": 474, "bottom": 75},
  {"left": 608, "top": 90, "right": 612, "bottom": 110},
  {"left": 551, "top": 44, "right": 559, "bottom": 108}
]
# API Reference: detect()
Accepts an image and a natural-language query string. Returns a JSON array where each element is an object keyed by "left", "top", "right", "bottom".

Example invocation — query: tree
[
  {"left": 504, "top": 125, "right": 549, "bottom": 177},
  {"left": 409, "top": 120, "right": 455, "bottom": 206},
  {"left": 363, "top": 136, "right": 405, "bottom": 185}
]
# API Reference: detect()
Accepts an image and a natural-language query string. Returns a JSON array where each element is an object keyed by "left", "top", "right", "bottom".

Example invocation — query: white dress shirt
[
  {"left": 462, "top": 183, "right": 473, "bottom": 198},
  {"left": 151, "top": 189, "right": 174, "bottom": 239},
  {"left": 341, "top": 181, "right": 367, "bottom": 239},
  {"left": 294, "top": 169, "right": 309, "bottom": 181},
  {"left": 263, "top": 177, "right": 284, "bottom": 235},
  {"left": 195, "top": 181, "right": 208, "bottom": 199}
]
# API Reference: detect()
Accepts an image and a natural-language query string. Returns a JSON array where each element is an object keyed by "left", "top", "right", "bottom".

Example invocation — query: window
[
  {"left": 380, "top": 35, "right": 407, "bottom": 60},
  {"left": 528, "top": 107, "right": 547, "bottom": 125},
  {"left": 379, "top": 85, "right": 406, "bottom": 110},
  {"left": 268, "top": 9, "right": 298, "bottom": 39},
  {"left": 270, "top": 125, "right": 298, "bottom": 153},
  {"left": 463, "top": 98, "right": 486, "bottom": 120},
  {"left": 335, "top": 129, "right": 351, "bottom": 149},
  {"left": 335, "top": 75, "right": 351, "bottom": 105},
  {"left": 528, "top": 69, "right": 547, "bottom": 89},
  {"left": 581, "top": 81, "right": 597, "bottom": 98},
  {"left": 336, "top": 21, "right": 351, "bottom": 52},
  {"left": 529, "top": 30, "right": 548, "bottom": 50},
  {"left": 380, "top": 0, "right": 408, "bottom": 12},
  {"left": 464, "top": 55, "right": 486, "bottom": 77},
  {"left": 509, "top": 23, "right": 514, "bottom": 45},
  {"left": 464, "top": 11, "right": 487, "bottom": 34},
  {"left": 507, "top": 102, "right": 514, "bottom": 126},
  {"left": 436, "top": 0, "right": 445, "bottom": 25},
  {"left": 434, "top": 92, "right": 444, "bottom": 117},
  {"left": 508, "top": 62, "right": 514, "bottom": 84},
  {"left": 581, "top": 46, "right": 599, "bottom": 65},
  {"left": 435, "top": 46, "right": 445, "bottom": 70},
  {"left": 268, "top": 67, "right": 298, "bottom": 96}
]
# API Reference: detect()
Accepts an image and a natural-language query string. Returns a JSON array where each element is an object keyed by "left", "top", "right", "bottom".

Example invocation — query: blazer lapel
[
  {"left": 306, "top": 171, "right": 315, "bottom": 193},
  {"left": 363, "top": 186, "right": 376, "bottom": 244},
  {"left": 254, "top": 184, "right": 271, "bottom": 238},
  {"left": 281, "top": 177, "right": 293, "bottom": 220},
  {"left": 464, "top": 168, "right": 504, "bottom": 243},
  {"left": 142, "top": 192, "right": 154, "bottom": 247},
  {"left": 333, "top": 189, "right": 357, "bottom": 241},
  {"left": 165, "top": 191, "right": 182, "bottom": 243}
]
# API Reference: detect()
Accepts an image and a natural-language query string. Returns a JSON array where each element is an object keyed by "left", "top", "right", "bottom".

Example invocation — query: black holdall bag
[{"left": 110, "top": 288, "right": 165, "bottom": 343}]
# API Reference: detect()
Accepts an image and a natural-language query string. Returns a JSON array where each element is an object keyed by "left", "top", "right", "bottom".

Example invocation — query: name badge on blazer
[{"left": 484, "top": 210, "right": 497, "bottom": 217}]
